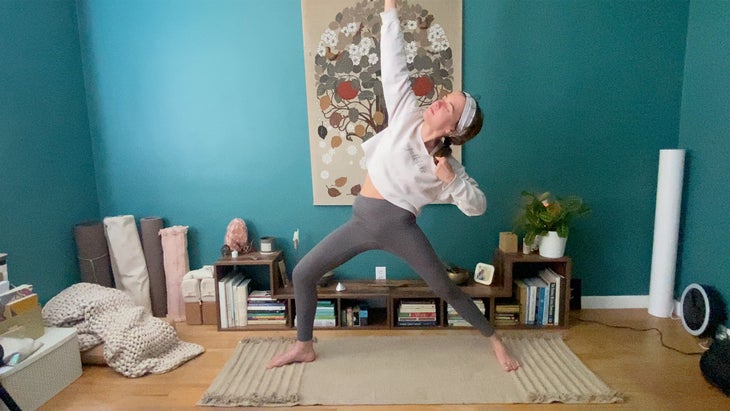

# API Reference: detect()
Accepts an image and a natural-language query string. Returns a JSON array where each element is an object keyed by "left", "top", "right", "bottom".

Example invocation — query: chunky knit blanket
[{"left": 42, "top": 282, "right": 204, "bottom": 377}]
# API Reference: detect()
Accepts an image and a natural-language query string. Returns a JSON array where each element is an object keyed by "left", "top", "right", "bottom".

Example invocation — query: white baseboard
[
  {"left": 581, "top": 295, "right": 683, "bottom": 317},
  {"left": 581, "top": 295, "right": 650, "bottom": 309}
]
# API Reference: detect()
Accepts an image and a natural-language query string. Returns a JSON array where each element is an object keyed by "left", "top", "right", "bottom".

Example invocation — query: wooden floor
[{"left": 41, "top": 309, "right": 730, "bottom": 411}]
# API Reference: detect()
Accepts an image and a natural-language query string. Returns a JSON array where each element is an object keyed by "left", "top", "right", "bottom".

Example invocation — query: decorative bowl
[
  {"left": 447, "top": 267, "right": 470, "bottom": 285},
  {"left": 317, "top": 271, "right": 335, "bottom": 287}
]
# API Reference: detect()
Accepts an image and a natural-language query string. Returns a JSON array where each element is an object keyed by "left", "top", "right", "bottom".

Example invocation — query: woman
[{"left": 268, "top": 0, "right": 520, "bottom": 372}]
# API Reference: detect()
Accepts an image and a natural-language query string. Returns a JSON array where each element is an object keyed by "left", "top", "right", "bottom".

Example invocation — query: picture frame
[
  {"left": 302, "top": 0, "right": 463, "bottom": 205},
  {"left": 474, "top": 263, "right": 494, "bottom": 286}
]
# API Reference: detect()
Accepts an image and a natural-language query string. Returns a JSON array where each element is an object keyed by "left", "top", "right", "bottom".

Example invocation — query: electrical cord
[{"left": 570, "top": 315, "right": 707, "bottom": 356}]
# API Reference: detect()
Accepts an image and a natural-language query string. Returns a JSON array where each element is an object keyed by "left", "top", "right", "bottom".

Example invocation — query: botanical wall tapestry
[{"left": 302, "top": 0, "right": 463, "bottom": 205}]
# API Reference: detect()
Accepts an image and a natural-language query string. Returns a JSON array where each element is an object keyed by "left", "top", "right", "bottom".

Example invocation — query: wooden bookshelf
[
  {"left": 493, "top": 249, "right": 572, "bottom": 327},
  {"left": 213, "top": 249, "right": 570, "bottom": 331},
  {"left": 213, "top": 251, "right": 287, "bottom": 331}
]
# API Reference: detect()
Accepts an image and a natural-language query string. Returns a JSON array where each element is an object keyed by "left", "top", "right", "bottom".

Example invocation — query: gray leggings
[{"left": 292, "top": 195, "right": 495, "bottom": 341}]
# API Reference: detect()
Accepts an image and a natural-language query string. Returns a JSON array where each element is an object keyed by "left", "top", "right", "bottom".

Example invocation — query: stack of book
[
  {"left": 493, "top": 301, "right": 520, "bottom": 326},
  {"left": 514, "top": 268, "right": 565, "bottom": 326},
  {"left": 341, "top": 303, "right": 368, "bottom": 327},
  {"left": 247, "top": 290, "right": 286, "bottom": 325},
  {"left": 294, "top": 300, "right": 337, "bottom": 327},
  {"left": 217, "top": 273, "right": 251, "bottom": 328},
  {"left": 447, "top": 299, "right": 486, "bottom": 327},
  {"left": 397, "top": 300, "right": 437, "bottom": 327},
  {"left": 313, "top": 300, "right": 336, "bottom": 327}
]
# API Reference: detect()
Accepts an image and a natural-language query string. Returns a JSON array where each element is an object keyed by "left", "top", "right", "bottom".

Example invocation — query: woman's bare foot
[
  {"left": 490, "top": 335, "right": 520, "bottom": 372},
  {"left": 266, "top": 340, "right": 316, "bottom": 369}
]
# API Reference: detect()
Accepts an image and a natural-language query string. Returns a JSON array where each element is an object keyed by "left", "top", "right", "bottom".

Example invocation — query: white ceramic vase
[{"left": 538, "top": 231, "right": 567, "bottom": 258}]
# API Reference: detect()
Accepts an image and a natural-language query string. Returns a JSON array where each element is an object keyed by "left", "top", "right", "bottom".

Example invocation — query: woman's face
[{"left": 423, "top": 91, "right": 466, "bottom": 136}]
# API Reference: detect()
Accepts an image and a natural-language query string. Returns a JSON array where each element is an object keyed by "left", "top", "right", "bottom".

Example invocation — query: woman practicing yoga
[{"left": 268, "top": 0, "right": 520, "bottom": 372}]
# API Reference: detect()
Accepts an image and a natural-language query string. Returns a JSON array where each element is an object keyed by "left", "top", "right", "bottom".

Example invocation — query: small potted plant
[{"left": 515, "top": 191, "right": 591, "bottom": 258}]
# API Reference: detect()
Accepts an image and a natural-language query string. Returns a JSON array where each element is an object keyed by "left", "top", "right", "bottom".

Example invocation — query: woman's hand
[
  {"left": 434, "top": 156, "right": 456, "bottom": 184},
  {"left": 384, "top": 0, "right": 396, "bottom": 12}
]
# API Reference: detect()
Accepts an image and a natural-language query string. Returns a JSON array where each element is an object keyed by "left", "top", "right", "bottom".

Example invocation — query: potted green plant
[{"left": 515, "top": 191, "right": 591, "bottom": 258}]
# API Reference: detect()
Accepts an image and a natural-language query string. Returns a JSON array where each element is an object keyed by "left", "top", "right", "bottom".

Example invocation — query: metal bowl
[
  {"left": 447, "top": 267, "right": 470, "bottom": 285},
  {"left": 317, "top": 271, "right": 335, "bottom": 287}
]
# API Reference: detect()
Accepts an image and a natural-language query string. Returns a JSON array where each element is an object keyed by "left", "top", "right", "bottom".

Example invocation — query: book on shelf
[
  {"left": 313, "top": 318, "right": 336, "bottom": 327},
  {"left": 398, "top": 313, "right": 436, "bottom": 320},
  {"left": 248, "top": 290, "right": 275, "bottom": 301},
  {"left": 249, "top": 305, "right": 286, "bottom": 325},
  {"left": 495, "top": 302, "right": 520, "bottom": 314},
  {"left": 538, "top": 267, "right": 565, "bottom": 326},
  {"left": 225, "top": 275, "right": 236, "bottom": 326},
  {"left": 247, "top": 291, "right": 285, "bottom": 306},
  {"left": 494, "top": 319, "right": 519, "bottom": 326},
  {"left": 514, "top": 279, "right": 529, "bottom": 325},
  {"left": 522, "top": 278, "right": 537, "bottom": 325},
  {"left": 447, "top": 299, "right": 486, "bottom": 327},
  {"left": 246, "top": 303, "right": 286, "bottom": 310},
  {"left": 516, "top": 270, "right": 565, "bottom": 327},
  {"left": 398, "top": 320, "right": 437, "bottom": 327},
  {"left": 217, "top": 274, "right": 235, "bottom": 328},
  {"left": 398, "top": 319, "right": 438, "bottom": 326},
  {"left": 398, "top": 300, "right": 437, "bottom": 313},
  {"left": 537, "top": 270, "right": 556, "bottom": 325},
  {"left": 523, "top": 276, "right": 548, "bottom": 325},
  {"left": 494, "top": 313, "right": 519, "bottom": 323},
  {"left": 229, "top": 275, "right": 247, "bottom": 327},
  {"left": 248, "top": 301, "right": 285, "bottom": 309},
  {"left": 240, "top": 288, "right": 286, "bottom": 326},
  {"left": 217, "top": 273, "right": 251, "bottom": 328},
  {"left": 398, "top": 300, "right": 437, "bottom": 326},
  {"left": 446, "top": 299, "right": 485, "bottom": 311},
  {"left": 247, "top": 312, "right": 286, "bottom": 319},
  {"left": 294, "top": 315, "right": 335, "bottom": 328},
  {"left": 233, "top": 277, "right": 251, "bottom": 327},
  {"left": 312, "top": 300, "right": 336, "bottom": 327},
  {"left": 249, "top": 319, "right": 287, "bottom": 325}
]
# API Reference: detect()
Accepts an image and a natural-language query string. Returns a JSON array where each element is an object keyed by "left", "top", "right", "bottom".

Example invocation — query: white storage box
[{"left": 0, "top": 327, "right": 81, "bottom": 411}]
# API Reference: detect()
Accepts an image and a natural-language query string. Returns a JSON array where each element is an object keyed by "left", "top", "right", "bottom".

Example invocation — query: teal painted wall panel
[
  {"left": 0, "top": 0, "right": 98, "bottom": 303},
  {"left": 677, "top": 1, "right": 730, "bottom": 308},
  {"left": 465, "top": 0, "right": 688, "bottom": 296},
  {"left": 78, "top": 0, "right": 689, "bottom": 295}
]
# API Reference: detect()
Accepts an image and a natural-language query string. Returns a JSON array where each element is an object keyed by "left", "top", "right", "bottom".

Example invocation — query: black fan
[{"left": 680, "top": 283, "right": 727, "bottom": 338}]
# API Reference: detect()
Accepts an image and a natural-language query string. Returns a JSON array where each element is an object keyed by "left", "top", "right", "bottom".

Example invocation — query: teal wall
[
  {"left": 677, "top": 0, "right": 730, "bottom": 302},
  {"left": 5, "top": 0, "right": 713, "bottom": 310},
  {"left": 0, "top": 0, "right": 99, "bottom": 302}
]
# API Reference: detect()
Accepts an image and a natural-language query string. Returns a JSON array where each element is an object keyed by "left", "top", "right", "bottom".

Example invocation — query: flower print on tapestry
[{"left": 302, "top": 0, "right": 463, "bottom": 205}]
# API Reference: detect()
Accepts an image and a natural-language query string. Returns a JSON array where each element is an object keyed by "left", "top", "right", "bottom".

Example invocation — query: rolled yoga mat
[
  {"left": 74, "top": 221, "right": 114, "bottom": 287},
  {"left": 649, "top": 149, "right": 685, "bottom": 318},
  {"left": 159, "top": 225, "right": 190, "bottom": 321},
  {"left": 103, "top": 215, "right": 152, "bottom": 312},
  {"left": 141, "top": 216, "right": 168, "bottom": 318}
]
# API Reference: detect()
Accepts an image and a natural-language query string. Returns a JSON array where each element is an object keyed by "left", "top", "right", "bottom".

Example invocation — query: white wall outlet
[{"left": 375, "top": 266, "right": 386, "bottom": 280}]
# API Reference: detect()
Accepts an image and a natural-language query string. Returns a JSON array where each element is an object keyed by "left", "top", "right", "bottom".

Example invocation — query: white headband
[{"left": 453, "top": 92, "right": 477, "bottom": 136}]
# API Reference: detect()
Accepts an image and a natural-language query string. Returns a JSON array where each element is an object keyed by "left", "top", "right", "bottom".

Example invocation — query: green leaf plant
[{"left": 516, "top": 191, "right": 591, "bottom": 245}]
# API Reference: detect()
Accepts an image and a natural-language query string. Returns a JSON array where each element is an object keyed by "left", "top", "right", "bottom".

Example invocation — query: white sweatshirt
[{"left": 361, "top": 8, "right": 487, "bottom": 217}]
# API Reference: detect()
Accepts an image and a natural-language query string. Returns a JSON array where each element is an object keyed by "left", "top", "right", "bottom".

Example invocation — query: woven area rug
[{"left": 198, "top": 334, "right": 623, "bottom": 407}]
